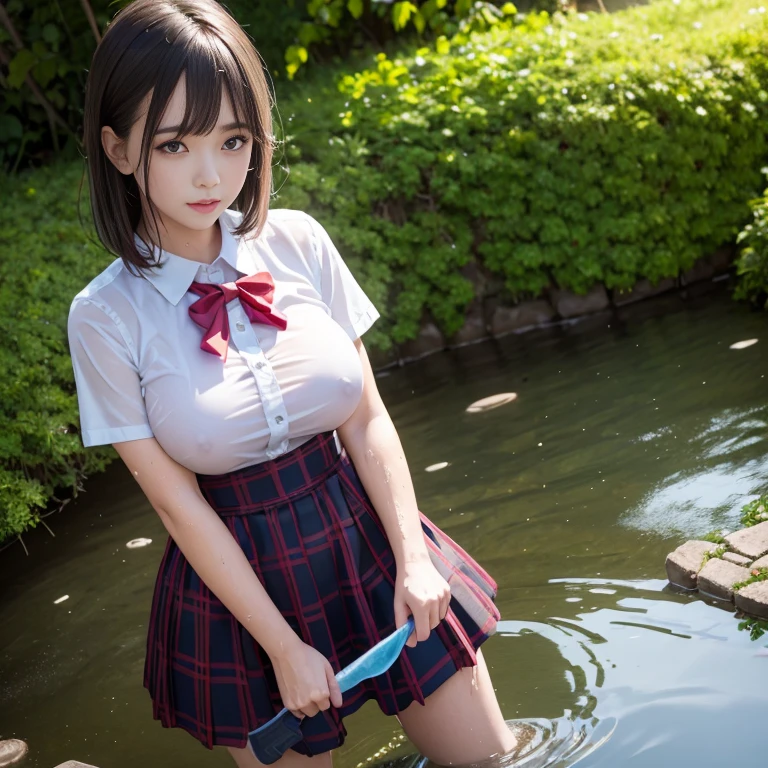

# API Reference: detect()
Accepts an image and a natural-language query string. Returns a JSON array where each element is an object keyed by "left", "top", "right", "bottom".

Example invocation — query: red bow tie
[{"left": 187, "top": 273, "right": 287, "bottom": 361}]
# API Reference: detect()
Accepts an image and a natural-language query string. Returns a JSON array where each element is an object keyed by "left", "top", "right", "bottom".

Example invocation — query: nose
[{"left": 194, "top": 151, "right": 220, "bottom": 189}]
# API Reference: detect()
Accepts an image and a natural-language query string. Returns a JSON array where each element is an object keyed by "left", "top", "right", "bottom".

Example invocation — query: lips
[{"left": 187, "top": 199, "right": 221, "bottom": 214}]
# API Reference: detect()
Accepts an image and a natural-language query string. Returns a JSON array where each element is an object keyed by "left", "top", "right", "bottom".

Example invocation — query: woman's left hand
[{"left": 394, "top": 558, "right": 452, "bottom": 648}]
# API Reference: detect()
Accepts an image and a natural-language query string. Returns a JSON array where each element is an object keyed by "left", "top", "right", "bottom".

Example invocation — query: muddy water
[{"left": 1, "top": 284, "right": 767, "bottom": 767}]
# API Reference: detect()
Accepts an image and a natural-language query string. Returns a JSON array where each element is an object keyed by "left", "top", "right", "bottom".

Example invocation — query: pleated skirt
[{"left": 143, "top": 431, "right": 500, "bottom": 755}]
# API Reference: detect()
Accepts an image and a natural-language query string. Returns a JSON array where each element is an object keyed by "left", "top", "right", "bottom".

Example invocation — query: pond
[{"left": 1, "top": 282, "right": 767, "bottom": 768}]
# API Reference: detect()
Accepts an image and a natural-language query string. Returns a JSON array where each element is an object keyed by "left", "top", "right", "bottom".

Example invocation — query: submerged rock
[{"left": 0, "top": 740, "right": 28, "bottom": 768}]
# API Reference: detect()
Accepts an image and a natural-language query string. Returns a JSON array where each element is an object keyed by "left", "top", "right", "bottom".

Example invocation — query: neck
[{"left": 137, "top": 213, "right": 222, "bottom": 266}]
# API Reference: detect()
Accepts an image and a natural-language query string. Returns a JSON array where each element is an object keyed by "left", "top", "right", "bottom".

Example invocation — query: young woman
[{"left": 68, "top": 1, "right": 516, "bottom": 765}]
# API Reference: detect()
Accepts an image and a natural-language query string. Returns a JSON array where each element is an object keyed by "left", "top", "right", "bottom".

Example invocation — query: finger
[
  {"left": 395, "top": 599, "right": 417, "bottom": 648},
  {"left": 429, "top": 601, "right": 440, "bottom": 631},
  {"left": 414, "top": 607, "right": 431, "bottom": 643},
  {"left": 300, "top": 702, "right": 320, "bottom": 718},
  {"left": 440, "top": 592, "right": 451, "bottom": 621},
  {"left": 326, "top": 663, "right": 343, "bottom": 708},
  {"left": 289, "top": 708, "right": 304, "bottom": 720}
]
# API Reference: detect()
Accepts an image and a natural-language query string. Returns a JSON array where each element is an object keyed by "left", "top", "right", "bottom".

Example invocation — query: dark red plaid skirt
[{"left": 143, "top": 431, "right": 499, "bottom": 755}]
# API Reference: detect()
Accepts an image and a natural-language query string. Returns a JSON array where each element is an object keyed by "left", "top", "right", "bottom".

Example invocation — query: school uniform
[{"left": 68, "top": 209, "right": 499, "bottom": 755}]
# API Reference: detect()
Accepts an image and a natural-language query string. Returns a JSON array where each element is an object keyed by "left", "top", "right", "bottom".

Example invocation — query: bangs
[
  {"left": 141, "top": 32, "right": 261, "bottom": 152},
  {"left": 84, "top": 0, "right": 274, "bottom": 272}
]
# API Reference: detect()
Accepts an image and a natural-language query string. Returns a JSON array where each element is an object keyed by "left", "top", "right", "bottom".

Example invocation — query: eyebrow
[{"left": 155, "top": 121, "right": 250, "bottom": 135}]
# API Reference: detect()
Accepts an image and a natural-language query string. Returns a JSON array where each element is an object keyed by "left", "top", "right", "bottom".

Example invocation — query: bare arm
[
  {"left": 338, "top": 339, "right": 451, "bottom": 643},
  {"left": 114, "top": 438, "right": 342, "bottom": 717},
  {"left": 115, "top": 437, "right": 298, "bottom": 658}
]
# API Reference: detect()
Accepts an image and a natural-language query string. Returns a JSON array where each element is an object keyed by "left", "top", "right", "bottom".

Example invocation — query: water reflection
[{"left": 2, "top": 288, "right": 768, "bottom": 767}]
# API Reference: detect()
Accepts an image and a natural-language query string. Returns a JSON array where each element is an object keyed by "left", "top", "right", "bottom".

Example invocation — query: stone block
[
  {"left": 681, "top": 259, "right": 715, "bottom": 286},
  {"left": 750, "top": 554, "right": 768, "bottom": 570},
  {"left": 450, "top": 311, "right": 488, "bottom": 347},
  {"left": 722, "top": 551, "right": 752, "bottom": 567},
  {"left": 551, "top": 285, "right": 609, "bottom": 319},
  {"left": 612, "top": 277, "right": 676, "bottom": 307},
  {"left": 665, "top": 540, "right": 718, "bottom": 589},
  {"left": 697, "top": 558, "right": 752, "bottom": 602},
  {"left": 490, "top": 301, "right": 556, "bottom": 336},
  {"left": 724, "top": 521, "right": 768, "bottom": 560},
  {"left": 399, "top": 322, "right": 445, "bottom": 362},
  {"left": 0, "top": 741, "right": 28, "bottom": 768},
  {"left": 735, "top": 580, "right": 768, "bottom": 620}
]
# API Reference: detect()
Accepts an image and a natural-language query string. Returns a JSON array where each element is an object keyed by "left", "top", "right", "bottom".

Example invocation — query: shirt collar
[{"left": 135, "top": 211, "right": 261, "bottom": 306}]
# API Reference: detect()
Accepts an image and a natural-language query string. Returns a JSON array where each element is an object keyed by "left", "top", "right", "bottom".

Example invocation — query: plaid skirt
[{"left": 143, "top": 431, "right": 500, "bottom": 755}]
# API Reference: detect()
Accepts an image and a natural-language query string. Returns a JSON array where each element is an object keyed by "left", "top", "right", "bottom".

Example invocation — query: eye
[
  {"left": 159, "top": 140, "right": 187, "bottom": 154},
  {"left": 223, "top": 135, "right": 249, "bottom": 151}
]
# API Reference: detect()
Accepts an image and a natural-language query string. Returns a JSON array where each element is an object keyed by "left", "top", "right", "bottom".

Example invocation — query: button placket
[{"left": 226, "top": 302, "right": 289, "bottom": 456}]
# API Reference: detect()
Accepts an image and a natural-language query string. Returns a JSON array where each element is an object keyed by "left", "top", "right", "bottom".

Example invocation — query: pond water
[{"left": 1, "top": 283, "right": 767, "bottom": 768}]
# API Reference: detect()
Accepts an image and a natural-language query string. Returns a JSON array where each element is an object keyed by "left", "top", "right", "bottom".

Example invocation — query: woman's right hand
[{"left": 270, "top": 638, "right": 343, "bottom": 719}]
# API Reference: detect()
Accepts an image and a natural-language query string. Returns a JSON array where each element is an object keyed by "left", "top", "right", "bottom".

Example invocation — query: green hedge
[
  {"left": 274, "top": 0, "right": 768, "bottom": 343},
  {"left": 2, "top": 0, "right": 768, "bottom": 544},
  {"left": 735, "top": 177, "right": 768, "bottom": 308},
  {"left": 0, "top": 165, "right": 114, "bottom": 544}
]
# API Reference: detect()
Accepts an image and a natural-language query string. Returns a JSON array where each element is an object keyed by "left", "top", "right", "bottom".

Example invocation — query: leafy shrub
[
  {"left": 735, "top": 183, "right": 768, "bottom": 309},
  {"left": 0, "top": 164, "right": 114, "bottom": 545},
  {"left": 3, "top": 0, "right": 768, "bottom": 543},
  {"left": 274, "top": 0, "right": 768, "bottom": 343}
]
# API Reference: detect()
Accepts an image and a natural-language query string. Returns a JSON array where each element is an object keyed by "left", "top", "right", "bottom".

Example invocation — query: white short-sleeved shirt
[{"left": 67, "top": 209, "right": 380, "bottom": 475}]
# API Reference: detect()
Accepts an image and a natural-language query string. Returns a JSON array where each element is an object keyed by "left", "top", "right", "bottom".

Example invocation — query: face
[{"left": 102, "top": 76, "right": 252, "bottom": 241}]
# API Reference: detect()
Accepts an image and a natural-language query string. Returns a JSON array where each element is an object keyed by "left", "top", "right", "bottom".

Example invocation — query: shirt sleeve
[
  {"left": 68, "top": 297, "right": 154, "bottom": 447},
  {"left": 306, "top": 214, "right": 380, "bottom": 340}
]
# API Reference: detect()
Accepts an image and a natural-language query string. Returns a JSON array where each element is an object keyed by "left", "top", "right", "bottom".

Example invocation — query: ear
[{"left": 101, "top": 126, "right": 133, "bottom": 175}]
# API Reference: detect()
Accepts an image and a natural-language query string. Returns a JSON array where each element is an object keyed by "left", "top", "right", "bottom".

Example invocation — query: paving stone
[
  {"left": 551, "top": 285, "right": 609, "bottom": 319},
  {"left": 722, "top": 551, "right": 752, "bottom": 567},
  {"left": 697, "top": 558, "right": 752, "bottom": 602},
  {"left": 665, "top": 540, "right": 718, "bottom": 589},
  {"left": 0, "top": 741, "right": 28, "bottom": 768},
  {"left": 750, "top": 554, "right": 768, "bottom": 570},
  {"left": 724, "top": 521, "right": 768, "bottom": 560},
  {"left": 735, "top": 580, "right": 768, "bottom": 620}
]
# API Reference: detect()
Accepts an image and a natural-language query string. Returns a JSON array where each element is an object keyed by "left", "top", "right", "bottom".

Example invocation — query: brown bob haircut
[{"left": 83, "top": 0, "right": 274, "bottom": 271}]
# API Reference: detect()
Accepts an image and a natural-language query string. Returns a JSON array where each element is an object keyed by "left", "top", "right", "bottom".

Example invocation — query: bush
[
  {"left": 735, "top": 179, "right": 768, "bottom": 309},
  {"left": 0, "top": 164, "right": 115, "bottom": 545},
  {"left": 273, "top": 0, "right": 768, "bottom": 342},
  {"left": 3, "top": 0, "right": 768, "bottom": 543}
]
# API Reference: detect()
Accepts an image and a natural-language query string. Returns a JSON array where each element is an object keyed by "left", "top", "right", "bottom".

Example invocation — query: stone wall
[{"left": 368, "top": 246, "right": 735, "bottom": 370}]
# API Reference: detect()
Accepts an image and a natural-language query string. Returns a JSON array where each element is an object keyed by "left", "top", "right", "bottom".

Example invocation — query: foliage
[
  {"left": 0, "top": 164, "right": 115, "bottom": 545},
  {"left": 273, "top": 0, "right": 768, "bottom": 344},
  {"left": 0, "top": 0, "right": 307, "bottom": 170},
  {"left": 740, "top": 495, "right": 768, "bottom": 529},
  {"left": 283, "top": 0, "right": 524, "bottom": 79},
  {"left": 702, "top": 530, "right": 726, "bottom": 545},
  {"left": 701, "top": 544, "right": 726, "bottom": 568},
  {"left": 733, "top": 567, "right": 768, "bottom": 592},
  {"left": 3, "top": 0, "right": 768, "bottom": 542},
  {"left": 735, "top": 184, "right": 768, "bottom": 310},
  {"left": 737, "top": 616, "right": 768, "bottom": 642}
]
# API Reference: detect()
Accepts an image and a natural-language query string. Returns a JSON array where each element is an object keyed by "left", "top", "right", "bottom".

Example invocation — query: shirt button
[
  {"left": 275, "top": 415, "right": 284, "bottom": 424},
  {"left": 235, "top": 321, "right": 245, "bottom": 332},
  {"left": 255, "top": 361, "right": 265, "bottom": 370}
]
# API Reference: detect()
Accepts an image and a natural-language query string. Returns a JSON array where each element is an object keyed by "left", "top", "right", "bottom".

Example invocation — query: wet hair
[{"left": 83, "top": 0, "right": 274, "bottom": 271}]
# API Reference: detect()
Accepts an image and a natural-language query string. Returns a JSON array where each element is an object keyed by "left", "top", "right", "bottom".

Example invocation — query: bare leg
[
  {"left": 396, "top": 649, "right": 516, "bottom": 766},
  {"left": 227, "top": 743, "right": 333, "bottom": 768}
]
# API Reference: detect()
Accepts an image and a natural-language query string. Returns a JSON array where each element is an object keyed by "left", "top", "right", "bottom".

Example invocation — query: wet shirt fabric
[{"left": 68, "top": 209, "right": 379, "bottom": 475}]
